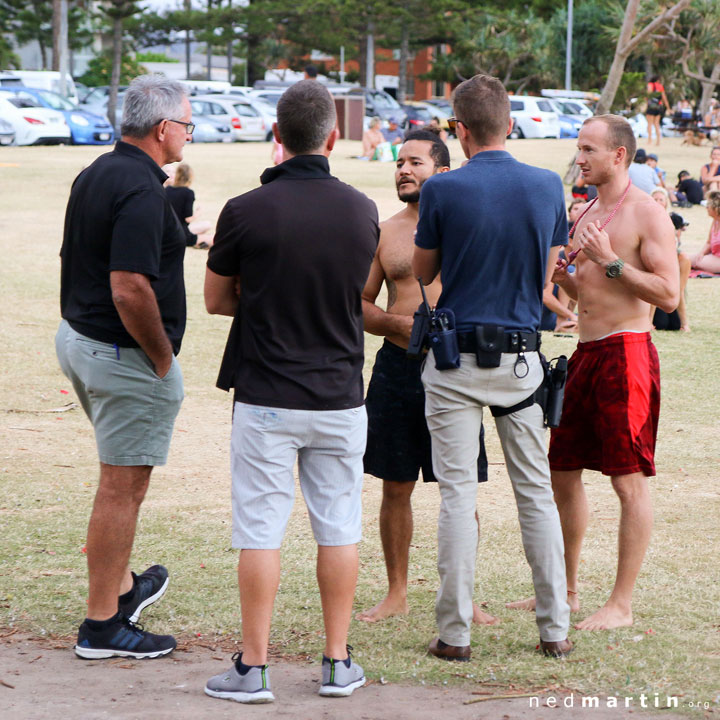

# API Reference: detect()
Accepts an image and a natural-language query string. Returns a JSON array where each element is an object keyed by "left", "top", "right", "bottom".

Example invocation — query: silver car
[{"left": 190, "top": 95, "right": 266, "bottom": 142}]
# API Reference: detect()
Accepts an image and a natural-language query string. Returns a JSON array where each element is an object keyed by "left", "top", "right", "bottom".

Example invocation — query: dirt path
[{"left": 0, "top": 633, "right": 692, "bottom": 720}]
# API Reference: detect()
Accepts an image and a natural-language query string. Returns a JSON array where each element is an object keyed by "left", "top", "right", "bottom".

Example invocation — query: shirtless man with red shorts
[{"left": 508, "top": 115, "right": 679, "bottom": 630}]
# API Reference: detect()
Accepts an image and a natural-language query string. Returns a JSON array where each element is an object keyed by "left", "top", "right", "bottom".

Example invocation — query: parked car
[
  {"left": 404, "top": 100, "right": 454, "bottom": 133},
  {"left": 80, "top": 85, "right": 129, "bottom": 109},
  {"left": 0, "top": 116, "right": 15, "bottom": 145},
  {"left": 401, "top": 103, "right": 432, "bottom": 130},
  {"left": 0, "top": 91, "right": 70, "bottom": 145},
  {"left": 547, "top": 100, "right": 583, "bottom": 138},
  {"left": 8, "top": 70, "right": 80, "bottom": 105},
  {"left": 1, "top": 86, "right": 113, "bottom": 144},
  {"left": 508, "top": 96, "right": 560, "bottom": 139},
  {"left": 192, "top": 114, "right": 233, "bottom": 143},
  {"left": 328, "top": 87, "right": 406, "bottom": 127},
  {"left": 190, "top": 94, "right": 266, "bottom": 141},
  {"left": 423, "top": 98, "right": 453, "bottom": 115},
  {"left": 550, "top": 97, "right": 594, "bottom": 122},
  {"left": 247, "top": 88, "right": 284, "bottom": 109},
  {"left": 227, "top": 93, "right": 276, "bottom": 141},
  {"left": 79, "top": 89, "right": 126, "bottom": 128}
]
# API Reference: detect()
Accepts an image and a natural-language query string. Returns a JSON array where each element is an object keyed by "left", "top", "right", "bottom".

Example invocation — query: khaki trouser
[{"left": 422, "top": 351, "right": 570, "bottom": 646}]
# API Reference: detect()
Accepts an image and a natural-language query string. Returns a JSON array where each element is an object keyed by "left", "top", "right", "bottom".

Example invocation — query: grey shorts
[
  {"left": 230, "top": 401, "right": 367, "bottom": 550},
  {"left": 55, "top": 319, "right": 184, "bottom": 466}
]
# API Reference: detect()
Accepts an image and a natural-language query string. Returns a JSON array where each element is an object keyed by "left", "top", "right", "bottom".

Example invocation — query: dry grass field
[{"left": 0, "top": 135, "right": 718, "bottom": 714}]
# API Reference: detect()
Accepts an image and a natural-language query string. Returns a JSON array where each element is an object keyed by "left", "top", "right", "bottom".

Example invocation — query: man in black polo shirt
[
  {"left": 204, "top": 80, "right": 379, "bottom": 704},
  {"left": 55, "top": 74, "right": 192, "bottom": 660}
]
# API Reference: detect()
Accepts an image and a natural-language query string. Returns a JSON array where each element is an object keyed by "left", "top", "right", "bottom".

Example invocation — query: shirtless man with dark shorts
[
  {"left": 507, "top": 115, "right": 679, "bottom": 630},
  {"left": 357, "top": 130, "right": 495, "bottom": 625}
]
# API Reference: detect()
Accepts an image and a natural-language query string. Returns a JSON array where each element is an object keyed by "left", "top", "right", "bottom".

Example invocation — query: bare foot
[
  {"left": 506, "top": 591, "right": 580, "bottom": 613},
  {"left": 505, "top": 596, "right": 536, "bottom": 611},
  {"left": 356, "top": 595, "right": 409, "bottom": 623},
  {"left": 574, "top": 602, "right": 632, "bottom": 631},
  {"left": 472, "top": 603, "right": 500, "bottom": 625}
]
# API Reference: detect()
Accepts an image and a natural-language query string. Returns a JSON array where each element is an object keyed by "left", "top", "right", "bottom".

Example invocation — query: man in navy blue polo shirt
[{"left": 413, "top": 74, "right": 572, "bottom": 661}]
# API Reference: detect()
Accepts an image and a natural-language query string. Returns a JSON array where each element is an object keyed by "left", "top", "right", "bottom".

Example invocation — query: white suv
[{"left": 509, "top": 96, "right": 560, "bottom": 139}]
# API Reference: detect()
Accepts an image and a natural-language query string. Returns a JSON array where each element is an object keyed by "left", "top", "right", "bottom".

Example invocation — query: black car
[{"left": 401, "top": 103, "right": 432, "bottom": 130}]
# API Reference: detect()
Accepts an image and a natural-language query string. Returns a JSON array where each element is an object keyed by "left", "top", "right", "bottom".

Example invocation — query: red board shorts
[{"left": 549, "top": 332, "right": 660, "bottom": 477}]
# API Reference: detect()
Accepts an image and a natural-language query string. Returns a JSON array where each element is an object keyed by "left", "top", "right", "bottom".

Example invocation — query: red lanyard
[{"left": 566, "top": 180, "right": 631, "bottom": 262}]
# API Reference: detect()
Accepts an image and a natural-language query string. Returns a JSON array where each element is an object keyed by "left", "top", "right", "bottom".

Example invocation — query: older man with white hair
[{"left": 56, "top": 74, "right": 192, "bottom": 660}]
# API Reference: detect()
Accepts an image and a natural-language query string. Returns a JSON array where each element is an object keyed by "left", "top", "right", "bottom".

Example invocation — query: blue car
[
  {"left": 3, "top": 86, "right": 114, "bottom": 144},
  {"left": 557, "top": 113, "right": 583, "bottom": 138}
]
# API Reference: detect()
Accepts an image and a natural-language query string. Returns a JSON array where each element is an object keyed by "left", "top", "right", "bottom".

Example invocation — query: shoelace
[{"left": 122, "top": 616, "right": 145, "bottom": 635}]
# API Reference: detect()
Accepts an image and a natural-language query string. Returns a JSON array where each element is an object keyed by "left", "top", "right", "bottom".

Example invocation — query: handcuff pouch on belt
[
  {"left": 489, "top": 354, "right": 568, "bottom": 428},
  {"left": 474, "top": 324, "right": 504, "bottom": 368}
]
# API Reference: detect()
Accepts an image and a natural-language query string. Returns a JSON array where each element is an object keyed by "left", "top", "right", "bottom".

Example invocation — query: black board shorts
[{"left": 364, "top": 339, "right": 488, "bottom": 483}]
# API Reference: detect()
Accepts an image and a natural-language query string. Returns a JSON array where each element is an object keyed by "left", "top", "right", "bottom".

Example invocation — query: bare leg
[
  {"left": 85, "top": 463, "right": 151, "bottom": 620},
  {"left": 678, "top": 253, "right": 691, "bottom": 330},
  {"left": 357, "top": 484, "right": 498, "bottom": 624},
  {"left": 356, "top": 481, "right": 414, "bottom": 622},
  {"left": 506, "top": 469, "right": 585, "bottom": 613},
  {"left": 691, "top": 254, "right": 720, "bottom": 274},
  {"left": 576, "top": 473, "right": 652, "bottom": 631},
  {"left": 317, "top": 544, "right": 358, "bottom": 659},
  {"left": 237, "top": 549, "right": 281, "bottom": 665}
]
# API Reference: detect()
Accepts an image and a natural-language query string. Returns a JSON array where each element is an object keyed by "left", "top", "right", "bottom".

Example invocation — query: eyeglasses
[
  {"left": 164, "top": 118, "right": 195, "bottom": 135},
  {"left": 447, "top": 117, "right": 463, "bottom": 132}
]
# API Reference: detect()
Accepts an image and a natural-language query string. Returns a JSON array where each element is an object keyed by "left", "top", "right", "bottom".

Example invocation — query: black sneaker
[
  {"left": 119, "top": 565, "right": 169, "bottom": 623},
  {"left": 75, "top": 615, "right": 176, "bottom": 659}
]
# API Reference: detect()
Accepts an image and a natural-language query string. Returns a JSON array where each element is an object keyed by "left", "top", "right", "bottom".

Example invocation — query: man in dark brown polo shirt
[{"left": 203, "top": 80, "right": 379, "bottom": 704}]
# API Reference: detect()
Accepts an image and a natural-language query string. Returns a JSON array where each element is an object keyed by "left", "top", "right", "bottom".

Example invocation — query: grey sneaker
[
  {"left": 319, "top": 646, "right": 365, "bottom": 697},
  {"left": 204, "top": 653, "right": 274, "bottom": 704}
]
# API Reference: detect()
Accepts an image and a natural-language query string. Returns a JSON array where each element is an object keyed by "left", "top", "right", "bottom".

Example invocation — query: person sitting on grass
[
  {"left": 700, "top": 146, "right": 720, "bottom": 194},
  {"left": 675, "top": 170, "right": 704, "bottom": 207},
  {"left": 651, "top": 188, "right": 691, "bottom": 331},
  {"left": 690, "top": 190, "right": 720, "bottom": 274},
  {"left": 165, "top": 163, "right": 213, "bottom": 249},
  {"left": 360, "top": 117, "right": 385, "bottom": 160}
]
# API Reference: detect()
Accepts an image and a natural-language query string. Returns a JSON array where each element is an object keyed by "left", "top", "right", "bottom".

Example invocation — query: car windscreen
[
  {"left": 371, "top": 92, "right": 400, "bottom": 109},
  {"left": 234, "top": 103, "right": 259, "bottom": 117},
  {"left": 537, "top": 100, "right": 553, "bottom": 112},
  {"left": 510, "top": 100, "right": 524, "bottom": 111},
  {"left": 37, "top": 90, "right": 76, "bottom": 111},
  {"left": 5, "top": 93, "right": 41, "bottom": 108},
  {"left": 255, "top": 94, "right": 281, "bottom": 108}
]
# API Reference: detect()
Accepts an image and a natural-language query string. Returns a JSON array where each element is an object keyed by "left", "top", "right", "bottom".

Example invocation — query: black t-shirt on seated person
[
  {"left": 60, "top": 142, "right": 187, "bottom": 353},
  {"left": 165, "top": 185, "right": 196, "bottom": 245},
  {"left": 677, "top": 178, "right": 704, "bottom": 205},
  {"left": 208, "top": 154, "right": 379, "bottom": 411}
]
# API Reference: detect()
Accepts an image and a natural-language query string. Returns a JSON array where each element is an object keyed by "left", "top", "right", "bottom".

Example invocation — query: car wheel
[
  {"left": 265, "top": 130, "right": 273, "bottom": 142},
  {"left": 509, "top": 126, "right": 524, "bottom": 139}
]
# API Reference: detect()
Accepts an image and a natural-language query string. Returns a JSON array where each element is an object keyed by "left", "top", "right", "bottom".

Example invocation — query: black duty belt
[{"left": 457, "top": 330, "right": 541, "bottom": 354}]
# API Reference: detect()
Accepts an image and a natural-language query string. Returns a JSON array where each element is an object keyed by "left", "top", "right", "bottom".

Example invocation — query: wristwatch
[{"left": 605, "top": 258, "right": 625, "bottom": 278}]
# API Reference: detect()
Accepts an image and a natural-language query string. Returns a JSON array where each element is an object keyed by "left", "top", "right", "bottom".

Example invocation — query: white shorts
[{"left": 230, "top": 401, "right": 367, "bottom": 549}]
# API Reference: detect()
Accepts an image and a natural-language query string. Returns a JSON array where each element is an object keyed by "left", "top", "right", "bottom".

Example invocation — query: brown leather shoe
[
  {"left": 428, "top": 637, "right": 471, "bottom": 662},
  {"left": 540, "top": 638, "right": 574, "bottom": 658}
]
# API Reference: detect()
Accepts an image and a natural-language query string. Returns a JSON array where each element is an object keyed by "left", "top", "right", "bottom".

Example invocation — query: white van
[{"left": 9, "top": 71, "right": 79, "bottom": 105}]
